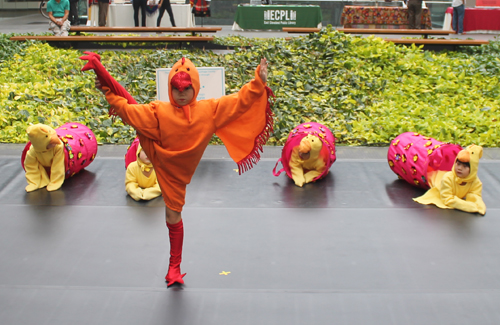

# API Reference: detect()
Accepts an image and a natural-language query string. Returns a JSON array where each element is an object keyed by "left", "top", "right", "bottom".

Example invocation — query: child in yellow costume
[
  {"left": 23, "top": 124, "right": 65, "bottom": 192},
  {"left": 125, "top": 144, "right": 162, "bottom": 201},
  {"left": 413, "top": 144, "right": 486, "bottom": 215},
  {"left": 289, "top": 134, "right": 326, "bottom": 187}
]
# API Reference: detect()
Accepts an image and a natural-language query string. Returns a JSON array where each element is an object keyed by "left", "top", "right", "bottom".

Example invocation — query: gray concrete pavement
[
  {"left": 0, "top": 10, "right": 292, "bottom": 37},
  {"left": 0, "top": 10, "right": 498, "bottom": 41}
]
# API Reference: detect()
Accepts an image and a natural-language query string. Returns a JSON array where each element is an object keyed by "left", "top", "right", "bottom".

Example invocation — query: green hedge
[{"left": 1, "top": 28, "right": 499, "bottom": 147}]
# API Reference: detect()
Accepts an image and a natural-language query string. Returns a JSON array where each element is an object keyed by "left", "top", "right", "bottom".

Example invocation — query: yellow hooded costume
[
  {"left": 125, "top": 144, "right": 162, "bottom": 201},
  {"left": 23, "top": 124, "right": 65, "bottom": 192},
  {"left": 413, "top": 144, "right": 486, "bottom": 215},
  {"left": 289, "top": 134, "right": 326, "bottom": 187}
]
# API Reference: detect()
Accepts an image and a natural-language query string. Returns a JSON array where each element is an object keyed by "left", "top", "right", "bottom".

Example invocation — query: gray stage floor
[{"left": 1, "top": 144, "right": 500, "bottom": 324}]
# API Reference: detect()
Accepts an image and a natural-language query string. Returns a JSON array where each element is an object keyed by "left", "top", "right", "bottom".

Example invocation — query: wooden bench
[
  {"left": 69, "top": 26, "right": 222, "bottom": 36},
  {"left": 283, "top": 27, "right": 455, "bottom": 39},
  {"left": 384, "top": 38, "right": 489, "bottom": 51},
  {"left": 282, "top": 27, "right": 321, "bottom": 34},
  {"left": 337, "top": 28, "right": 456, "bottom": 39},
  {"left": 283, "top": 34, "right": 489, "bottom": 51},
  {"left": 9, "top": 35, "right": 215, "bottom": 49}
]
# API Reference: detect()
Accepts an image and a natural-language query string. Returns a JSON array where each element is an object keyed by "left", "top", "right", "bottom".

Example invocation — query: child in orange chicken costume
[
  {"left": 413, "top": 144, "right": 486, "bottom": 215},
  {"left": 85, "top": 54, "right": 273, "bottom": 286}
]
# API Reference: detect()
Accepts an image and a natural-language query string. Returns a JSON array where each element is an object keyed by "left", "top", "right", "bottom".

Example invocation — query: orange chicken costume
[
  {"left": 413, "top": 145, "right": 486, "bottom": 215},
  {"left": 81, "top": 52, "right": 273, "bottom": 286}
]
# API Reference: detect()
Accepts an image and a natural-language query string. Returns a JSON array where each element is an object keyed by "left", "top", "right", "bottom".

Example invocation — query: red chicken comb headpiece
[{"left": 170, "top": 71, "right": 192, "bottom": 92}]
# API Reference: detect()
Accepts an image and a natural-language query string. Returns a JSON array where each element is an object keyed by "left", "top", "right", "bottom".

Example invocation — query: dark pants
[
  {"left": 98, "top": 1, "right": 109, "bottom": 27},
  {"left": 157, "top": 0, "right": 176, "bottom": 27},
  {"left": 69, "top": 0, "right": 79, "bottom": 25},
  {"left": 452, "top": 5, "right": 465, "bottom": 34},
  {"left": 407, "top": 0, "right": 423, "bottom": 29},
  {"left": 133, "top": 0, "right": 148, "bottom": 27}
]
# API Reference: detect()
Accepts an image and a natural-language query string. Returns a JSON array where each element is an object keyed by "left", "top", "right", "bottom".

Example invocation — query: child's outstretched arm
[
  {"left": 142, "top": 180, "right": 162, "bottom": 201},
  {"left": 83, "top": 52, "right": 162, "bottom": 141},
  {"left": 259, "top": 57, "right": 268, "bottom": 84},
  {"left": 213, "top": 57, "right": 270, "bottom": 126},
  {"left": 462, "top": 180, "right": 486, "bottom": 215},
  {"left": 46, "top": 145, "right": 65, "bottom": 192},
  {"left": 125, "top": 166, "right": 144, "bottom": 201},
  {"left": 289, "top": 147, "right": 306, "bottom": 187},
  {"left": 212, "top": 57, "right": 274, "bottom": 173},
  {"left": 81, "top": 52, "right": 137, "bottom": 104},
  {"left": 93, "top": 75, "right": 161, "bottom": 142},
  {"left": 440, "top": 177, "right": 485, "bottom": 215},
  {"left": 24, "top": 149, "right": 47, "bottom": 192}
]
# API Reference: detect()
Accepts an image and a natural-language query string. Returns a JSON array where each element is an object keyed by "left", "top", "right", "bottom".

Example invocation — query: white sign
[
  {"left": 156, "top": 67, "right": 225, "bottom": 101},
  {"left": 264, "top": 10, "right": 297, "bottom": 25}
]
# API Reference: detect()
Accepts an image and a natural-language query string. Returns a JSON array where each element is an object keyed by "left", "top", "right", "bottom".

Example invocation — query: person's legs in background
[
  {"left": 133, "top": 0, "right": 140, "bottom": 26},
  {"left": 452, "top": 6, "right": 458, "bottom": 33},
  {"left": 456, "top": 4, "right": 465, "bottom": 34},
  {"left": 133, "top": 0, "right": 148, "bottom": 27},
  {"left": 98, "top": 1, "right": 109, "bottom": 27},
  {"left": 157, "top": 0, "right": 176, "bottom": 27},
  {"left": 414, "top": 3, "right": 422, "bottom": 29},
  {"left": 69, "top": 0, "right": 79, "bottom": 25},
  {"left": 164, "top": 0, "right": 176, "bottom": 27},
  {"left": 48, "top": 19, "right": 71, "bottom": 36},
  {"left": 140, "top": 0, "right": 147, "bottom": 27},
  {"left": 407, "top": 1, "right": 417, "bottom": 29},
  {"left": 60, "top": 20, "right": 71, "bottom": 36},
  {"left": 156, "top": 3, "right": 165, "bottom": 27},
  {"left": 407, "top": 0, "right": 423, "bottom": 29},
  {"left": 452, "top": 5, "right": 465, "bottom": 34},
  {"left": 49, "top": 21, "right": 62, "bottom": 36}
]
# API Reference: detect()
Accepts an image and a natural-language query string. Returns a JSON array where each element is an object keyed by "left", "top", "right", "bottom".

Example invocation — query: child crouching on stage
[
  {"left": 125, "top": 143, "right": 162, "bottom": 201},
  {"left": 414, "top": 144, "right": 486, "bottom": 215}
]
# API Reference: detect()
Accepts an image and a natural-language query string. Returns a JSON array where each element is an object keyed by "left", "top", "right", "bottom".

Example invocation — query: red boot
[{"left": 165, "top": 220, "right": 186, "bottom": 286}]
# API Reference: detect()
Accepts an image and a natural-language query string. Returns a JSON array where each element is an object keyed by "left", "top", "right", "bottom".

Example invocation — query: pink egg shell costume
[
  {"left": 125, "top": 137, "right": 140, "bottom": 169},
  {"left": 22, "top": 122, "right": 98, "bottom": 178},
  {"left": 387, "top": 132, "right": 462, "bottom": 189},
  {"left": 273, "top": 122, "right": 336, "bottom": 182}
]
